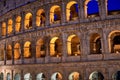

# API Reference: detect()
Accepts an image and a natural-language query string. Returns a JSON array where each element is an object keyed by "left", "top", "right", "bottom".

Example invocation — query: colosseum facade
[{"left": 0, "top": 0, "right": 120, "bottom": 80}]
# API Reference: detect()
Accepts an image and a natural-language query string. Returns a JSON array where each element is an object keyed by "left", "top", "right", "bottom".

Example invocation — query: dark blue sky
[{"left": 87, "top": 0, "right": 120, "bottom": 14}]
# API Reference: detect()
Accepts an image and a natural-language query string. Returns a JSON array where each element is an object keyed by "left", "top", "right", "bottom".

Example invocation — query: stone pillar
[
  {"left": 4, "top": 43, "right": 7, "bottom": 65},
  {"left": 20, "top": 40, "right": 24, "bottom": 64},
  {"left": 20, "top": 12, "right": 25, "bottom": 33},
  {"left": 61, "top": 2, "right": 66, "bottom": 25},
  {"left": 12, "top": 15, "right": 16, "bottom": 35},
  {"left": 12, "top": 41, "right": 14, "bottom": 64},
  {"left": 45, "top": 5, "right": 50, "bottom": 27},
  {"left": 45, "top": 37, "right": 50, "bottom": 63},
  {"left": 0, "top": 22, "right": 2, "bottom": 38},
  {"left": 32, "top": 9, "right": 36, "bottom": 30},
  {"left": 79, "top": 0, "right": 85, "bottom": 21},
  {"left": 61, "top": 33, "right": 68, "bottom": 62}
]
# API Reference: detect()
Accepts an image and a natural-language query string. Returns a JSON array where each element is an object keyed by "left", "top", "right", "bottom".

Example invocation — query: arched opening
[
  {"left": 36, "top": 73, "right": 45, "bottom": 80},
  {"left": 108, "top": 31, "right": 120, "bottom": 53},
  {"left": 1, "top": 22, "right": 6, "bottom": 36},
  {"left": 7, "top": 73, "right": 11, "bottom": 80},
  {"left": 50, "top": 5, "right": 61, "bottom": 24},
  {"left": 36, "top": 9, "right": 45, "bottom": 27},
  {"left": 15, "top": 16, "right": 21, "bottom": 32},
  {"left": 107, "top": 0, "right": 120, "bottom": 15},
  {"left": 51, "top": 72, "right": 62, "bottom": 80},
  {"left": 50, "top": 37, "right": 62, "bottom": 57},
  {"left": 0, "top": 48, "right": 4, "bottom": 61},
  {"left": 24, "top": 13, "right": 32, "bottom": 29},
  {"left": 89, "top": 71, "right": 104, "bottom": 80},
  {"left": 85, "top": 0, "right": 99, "bottom": 18},
  {"left": 66, "top": 1, "right": 79, "bottom": 21},
  {"left": 8, "top": 19, "right": 13, "bottom": 34},
  {"left": 68, "top": 72, "right": 80, "bottom": 80},
  {"left": 36, "top": 39, "right": 46, "bottom": 58},
  {"left": 24, "top": 73, "right": 32, "bottom": 80},
  {"left": 67, "top": 35, "right": 80, "bottom": 56},
  {"left": 24, "top": 41, "right": 32, "bottom": 58},
  {"left": 90, "top": 33, "right": 102, "bottom": 54},
  {"left": 0, "top": 72, "right": 3, "bottom": 80},
  {"left": 7, "top": 45, "right": 12, "bottom": 60},
  {"left": 14, "top": 73, "right": 21, "bottom": 80},
  {"left": 112, "top": 71, "right": 120, "bottom": 80},
  {"left": 14, "top": 43, "right": 21, "bottom": 60}
]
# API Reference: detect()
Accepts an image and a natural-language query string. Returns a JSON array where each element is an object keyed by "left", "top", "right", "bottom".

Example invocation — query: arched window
[
  {"left": 67, "top": 35, "right": 80, "bottom": 56},
  {"left": 6, "top": 73, "right": 11, "bottom": 80},
  {"left": 50, "top": 5, "right": 61, "bottom": 24},
  {"left": 66, "top": 1, "right": 79, "bottom": 21},
  {"left": 50, "top": 37, "right": 62, "bottom": 57},
  {"left": 85, "top": 0, "right": 99, "bottom": 18},
  {"left": 14, "top": 43, "right": 21, "bottom": 60},
  {"left": 51, "top": 72, "right": 62, "bottom": 80},
  {"left": 107, "top": 0, "right": 120, "bottom": 15},
  {"left": 1, "top": 22, "right": 6, "bottom": 36},
  {"left": 36, "top": 73, "right": 45, "bottom": 80},
  {"left": 36, "top": 39, "right": 46, "bottom": 58},
  {"left": 108, "top": 31, "right": 120, "bottom": 53},
  {"left": 24, "top": 13, "right": 32, "bottom": 29},
  {"left": 24, "top": 73, "right": 32, "bottom": 80},
  {"left": 15, "top": 16, "right": 21, "bottom": 32},
  {"left": 24, "top": 41, "right": 31, "bottom": 58},
  {"left": 68, "top": 72, "right": 80, "bottom": 80},
  {"left": 36, "top": 9, "right": 45, "bottom": 27},
  {"left": 90, "top": 33, "right": 101, "bottom": 54},
  {"left": 113, "top": 71, "right": 120, "bottom": 80},
  {"left": 7, "top": 45, "right": 12, "bottom": 60},
  {"left": 8, "top": 19, "right": 13, "bottom": 34},
  {"left": 0, "top": 72, "right": 3, "bottom": 80},
  {"left": 89, "top": 71, "right": 104, "bottom": 80},
  {"left": 14, "top": 73, "right": 21, "bottom": 80},
  {"left": 0, "top": 48, "right": 4, "bottom": 61}
]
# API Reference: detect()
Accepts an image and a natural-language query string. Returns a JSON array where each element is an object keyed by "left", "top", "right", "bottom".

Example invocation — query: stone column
[
  {"left": 20, "top": 40, "right": 24, "bottom": 64},
  {"left": 61, "top": 2, "right": 66, "bottom": 25},
  {"left": 78, "top": 0, "right": 84, "bottom": 22},
  {"left": 45, "top": 5, "right": 50, "bottom": 27},
  {"left": 12, "top": 41, "right": 14, "bottom": 64},
  {"left": 61, "top": 33, "right": 68, "bottom": 62},
  {"left": 12, "top": 15, "right": 16, "bottom": 35},
  {"left": 4, "top": 43, "right": 7, "bottom": 65},
  {"left": 20, "top": 12, "right": 25, "bottom": 33},
  {"left": 32, "top": 9, "right": 36, "bottom": 30}
]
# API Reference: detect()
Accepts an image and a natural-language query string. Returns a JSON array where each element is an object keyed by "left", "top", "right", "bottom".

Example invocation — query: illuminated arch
[
  {"left": 67, "top": 35, "right": 80, "bottom": 56},
  {"left": 8, "top": 19, "right": 13, "bottom": 34},
  {"left": 108, "top": 31, "right": 120, "bottom": 53},
  {"left": 36, "top": 39, "right": 46, "bottom": 58},
  {"left": 24, "top": 13, "right": 32, "bottom": 29},
  {"left": 24, "top": 41, "right": 31, "bottom": 58},
  {"left": 36, "top": 9, "right": 45, "bottom": 27},
  {"left": 7, "top": 73, "right": 11, "bottom": 80},
  {"left": 66, "top": 1, "right": 79, "bottom": 21},
  {"left": 89, "top": 71, "right": 104, "bottom": 80},
  {"left": 0, "top": 47, "right": 4, "bottom": 61},
  {"left": 1, "top": 22, "right": 6, "bottom": 36},
  {"left": 90, "top": 33, "right": 101, "bottom": 54},
  {"left": 15, "top": 16, "right": 21, "bottom": 32},
  {"left": 36, "top": 73, "right": 45, "bottom": 80},
  {"left": 68, "top": 72, "right": 80, "bottom": 80},
  {"left": 14, "top": 73, "right": 21, "bottom": 80},
  {"left": 24, "top": 73, "right": 32, "bottom": 80},
  {"left": 84, "top": 0, "right": 99, "bottom": 18},
  {"left": 51, "top": 72, "right": 62, "bottom": 80},
  {"left": 112, "top": 71, "right": 120, "bottom": 80},
  {"left": 14, "top": 43, "right": 21, "bottom": 60},
  {"left": 50, "top": 5, "right": 61, "bottom": 24},
  {"left": 7, "top": 45, "right": 12, "bottom": 60}
]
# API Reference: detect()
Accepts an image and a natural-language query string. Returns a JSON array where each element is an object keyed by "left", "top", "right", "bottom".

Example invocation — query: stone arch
[
  {"left": 24, "top": 73, "right": 32, "bottom": 80},
  {"left": 36, "top": 9, "right": 45, "bottom": 27},
  {"left": 68, "top": 72, "right": 80, "bottom": 80},
  {"left": 51, "top": 72, "right": 62, "bottom": 80},
  {"left": 108, "top": 30, "right": 120, "bottom": 53},
  {"left": 84, "top": 0, "right": 99, "bottom": 18},
  {"left": 15, "top": 16, "right": 21, "bottom": 32},
  {"left": 67, "top": 34, "right": 80, "bottom": 56},
  {"left": 50, "top": 5, "right": 61, "bottom": 24},
  {"left": 0, "top": 72, "right": 3, "bottom": 80},
  {"left": 66, "top": 1, "right": 79, "bottom": 21},
  {"left": 14, "top": 43, "right": 21, "bottom": 60},
  {"left": 7, "top": 44, "right": 12, "bottom": 60},
  {"left": 89, "top": 71, "right": 104, "bottom": 80},
  {"left": 6, "top": 73, "right": 11, "bottom": 80},
  {"left": 8, "top": 19, "right": 13, "bottom": 34},
  {"left": 24, "top": 41, "right": 31, "bottom": 58},
  {"left": 36, "top": 73, "right": 45, "bottom": 80},
  {"left": 14, "top": 73, "right": 21, "bottom": 80},
  {"left": 112, "top": 71, "right": 120, "bottom": 80},
  {"left": 90, "top": 33, "right": 101, "bottom": 54},
  {"left": 50, "top": 37, "right": 62, "bottom": 57},
  {"left": 24, "top": 13, "right": 32, "bottom": 29},
  {"left": 1, "top": 22, "right": 6, "bottom": 36},
  {"left": 36, "top": 39, "right": 46, "bottom": 58}
]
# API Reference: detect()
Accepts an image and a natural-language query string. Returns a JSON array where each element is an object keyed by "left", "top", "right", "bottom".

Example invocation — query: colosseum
[{"left": 0, "top": 0, "right": 120, "bottom": 80}]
